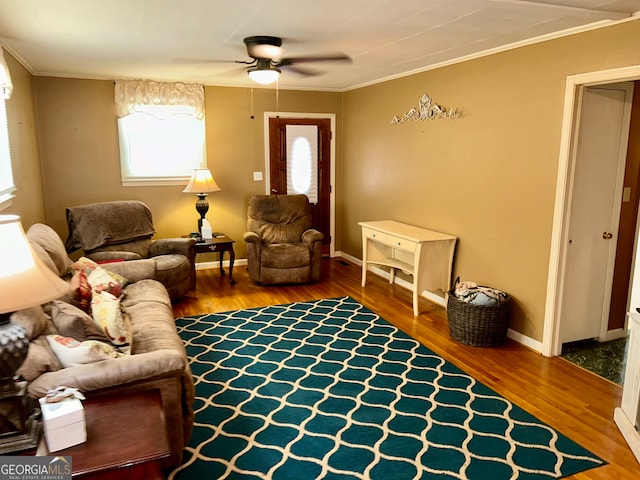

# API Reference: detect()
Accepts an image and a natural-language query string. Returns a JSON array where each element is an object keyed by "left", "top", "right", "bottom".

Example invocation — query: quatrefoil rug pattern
[{"left": 169, "top": 296, "right": 604, "bottom": 480}]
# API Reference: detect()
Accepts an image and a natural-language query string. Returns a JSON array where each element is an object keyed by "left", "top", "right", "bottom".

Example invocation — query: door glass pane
[{"left": 286, "top": 125, "right": 318, "bottom": 203}]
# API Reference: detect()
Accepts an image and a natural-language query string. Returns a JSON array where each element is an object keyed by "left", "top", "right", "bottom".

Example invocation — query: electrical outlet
[{"left": 253, "top": 171, "right": 263, "bottom": 181}]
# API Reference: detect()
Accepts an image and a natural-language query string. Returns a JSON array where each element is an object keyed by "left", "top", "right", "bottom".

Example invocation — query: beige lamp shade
[
  {"left": 183, "top": 168, "right": 221, "bottom": 233},
  {"left": 0, "top": 215, "right": 69, "bottom": 314},
  {"left": 183, "top": 168, "right": 221, "bottom": 194},
  {"left": 0, "top": 215, "right": 70, "bottom": 387}
]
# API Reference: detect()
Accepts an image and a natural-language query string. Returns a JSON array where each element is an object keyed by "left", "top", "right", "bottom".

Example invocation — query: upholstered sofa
[
  {"left": 244, "top": 194, "right": 324, "bottom": 285},
  {"left": 15, "top": 223, "right": 194, "bottom": 468}
]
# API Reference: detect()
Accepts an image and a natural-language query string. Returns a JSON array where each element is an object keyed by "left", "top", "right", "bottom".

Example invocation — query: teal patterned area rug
[{"left": 169, "top": 296, "right": 604, "bottom": 480}]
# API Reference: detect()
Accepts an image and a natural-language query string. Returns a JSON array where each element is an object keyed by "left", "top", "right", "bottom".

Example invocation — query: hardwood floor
[{"left": 173, "top": 257, "right": 640, "bottom": 479}]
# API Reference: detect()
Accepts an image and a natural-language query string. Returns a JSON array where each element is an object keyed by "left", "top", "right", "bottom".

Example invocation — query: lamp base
[
  {"left": 0, "top": 412, "right": 41, "bottom": 454},
  {"left": 195, "top": 193, "right": 210, "bottom": 234},
  {"left": 0, "top": 381, "right": 42, "bottom": 454}
]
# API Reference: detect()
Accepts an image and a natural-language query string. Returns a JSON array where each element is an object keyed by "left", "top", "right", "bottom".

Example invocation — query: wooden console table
[{"left": 359, "top": 220, "right": 457, "bottom": 316}]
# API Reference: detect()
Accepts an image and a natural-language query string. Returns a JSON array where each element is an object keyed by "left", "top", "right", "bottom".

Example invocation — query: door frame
[
  {"left": 558, "top": 83, "right": 633, "bottom": 345},
  {"left": 545, "top": 65, "right": 640, "bottom": 357},
  {"left": 263, "top": 111, "right": 336, "bottom": 257}
]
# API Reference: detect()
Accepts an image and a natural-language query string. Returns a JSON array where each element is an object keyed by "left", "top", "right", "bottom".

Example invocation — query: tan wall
[
  {"left": 15, "top": 17, "right": 640, "bottom": 343},
  {"left": 342, "top": 19, "right": 640, "bottom": 341},
  {"left": 31, "top": 80, "right": 342, "bottom": 259},
  {"left": 3, "top": 51, "right": 46, "bottom": 226}
]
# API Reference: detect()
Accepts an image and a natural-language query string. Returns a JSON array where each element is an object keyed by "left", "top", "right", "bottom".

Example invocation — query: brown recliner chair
[
  {"left": 65, "top": 200, "right": 196, "bottom": 301},
  {"left": 244, "top": 194, "right": 324, "bottom": 285}
]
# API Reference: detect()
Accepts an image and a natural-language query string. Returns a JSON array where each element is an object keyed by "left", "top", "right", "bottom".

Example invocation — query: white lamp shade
[
  {"left": 183, "top": 168, "right": 221, "bottom": 194},
  {"left": 0, "top": 215, "right": 69, "bottom": 314}
]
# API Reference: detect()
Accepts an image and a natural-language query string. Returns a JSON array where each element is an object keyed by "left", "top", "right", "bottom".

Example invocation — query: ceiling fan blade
[
  {"left": 278, "top": 54, "right": 352, "bottom": 66},
  {"left": 171, "top": 58, "right": 239, "bottom": 65},
  {"left": 279, "top": 64, "right": 323, "bottom": 77}
]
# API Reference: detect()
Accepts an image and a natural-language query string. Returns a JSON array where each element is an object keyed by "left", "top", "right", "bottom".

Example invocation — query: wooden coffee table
[{"left": 37, "top": 389, "right": 169, "bottom": 479}]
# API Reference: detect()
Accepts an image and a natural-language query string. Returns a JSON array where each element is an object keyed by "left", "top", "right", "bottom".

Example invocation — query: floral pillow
[
  {"left": 69, "top": 268, "right": 92, "bottom": 312},
  {"left": 90, "top": 291, "right": 132, "bottom": 353},
  {"left": 46, "top": 335, "right": 124, "bottom": 368},
  {"left": 69, "top": 257, "right": 128, "bottom": 312},
  {"left": 74, "top": 257, "right": 128, "bottom": 298}
]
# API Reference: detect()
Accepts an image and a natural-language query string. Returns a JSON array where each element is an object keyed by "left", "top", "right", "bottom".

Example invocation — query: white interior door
[{"left": 560, "top": 83, "right": 633, "bottom": 344}]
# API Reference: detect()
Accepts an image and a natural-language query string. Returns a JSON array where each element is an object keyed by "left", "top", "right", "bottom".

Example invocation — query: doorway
[
  {"left": 264, "top": 112, "right": 336, "bottom": 257},
  {"left": 545, "top": 68, "right": 640, "bottom": 361},
  {"left": 559, "top": 83, "right": 634, "bottom": 345}
]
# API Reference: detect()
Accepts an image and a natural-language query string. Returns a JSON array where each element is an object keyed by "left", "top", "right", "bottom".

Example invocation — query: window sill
[
  {"left": 0, "top": 193, "right": 14, "bottom": 212},
  {"left": 121, "top": 177, "right": 190, "bottom": 187}
]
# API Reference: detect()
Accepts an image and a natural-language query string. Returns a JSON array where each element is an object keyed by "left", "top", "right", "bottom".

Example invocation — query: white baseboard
[
  {"left": 615, "top": 407, "right": 640, "bottom": 464},
  {"left": 196, "top": 258, "right": 247, "bottom": 271},
  {"left": 506, "top": 328, "right": 543, "bottom": 352},
  {"left": 338, "top": 252, "right": 543, "bottom": 353}
]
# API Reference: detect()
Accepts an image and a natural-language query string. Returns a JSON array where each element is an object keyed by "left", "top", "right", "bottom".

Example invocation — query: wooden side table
[
  {"left": 37, "top": 389, "right": 169, "bottom": 479},
  {"left": 195, "top": 234, "right": 236, "bottom": 285}
]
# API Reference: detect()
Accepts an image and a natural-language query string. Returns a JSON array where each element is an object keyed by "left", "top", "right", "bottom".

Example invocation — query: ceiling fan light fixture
[{"left": 248, "top": 66, "right": 281, "bottom": 84}]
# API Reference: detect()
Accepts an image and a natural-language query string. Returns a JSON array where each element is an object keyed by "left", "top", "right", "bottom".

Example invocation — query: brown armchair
[
  {"left": 65, "top": 200, "right": 196, "bottom": 301},
  {"left": 244, "top": 194, "right": 323, "bottom": 285}
]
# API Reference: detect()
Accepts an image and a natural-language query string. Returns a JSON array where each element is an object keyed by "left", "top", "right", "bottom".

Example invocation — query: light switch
[
  {"left": 623, "top": 187, "right": 632, "bottom": 203},
  {"left": 253, "top": 171, "right": 263, "bottom": 181}
]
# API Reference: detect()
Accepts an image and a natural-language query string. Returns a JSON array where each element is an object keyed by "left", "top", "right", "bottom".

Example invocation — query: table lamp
[
  {"left": 0, "top": 215, "right": 70, "bottom": 387},
  {"left": 183, "top": 168, "right": 221, "bottom": 234},
  {"left": 0, "top": 215, "right": 69, "bottom": 452}
]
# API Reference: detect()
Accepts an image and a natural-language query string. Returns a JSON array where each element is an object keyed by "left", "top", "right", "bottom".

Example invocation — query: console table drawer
[
  {"left": 363, "top": 227, "right": 416, "bottom": 253},
  {"left": 386, "top": 235, "right": 416, "bottom": 253},
  {"left": 362, "top": 227, "right": 389, "bottom": 244}
]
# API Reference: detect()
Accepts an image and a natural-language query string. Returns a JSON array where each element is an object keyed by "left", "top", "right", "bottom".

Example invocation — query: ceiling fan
[{"left": 236, "top": 36, "right": 351, "bottom": 84}]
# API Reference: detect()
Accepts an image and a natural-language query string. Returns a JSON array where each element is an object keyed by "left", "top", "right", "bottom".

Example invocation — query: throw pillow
[
  {"left": 46, "top": 300, "right": 110, "bottom": 343},
  {"left": 46, "top": 334, "right": 123, "bottom": 368},
  {"left": 69, "top": 268, "right": 92, "bottom": 312},
  {"left": 91, "top": 291, "right": 132, "bottom": 351},
  {"left": 16, "top": 336, "right": 63, "bottom": 381},
  {"left": 73, "top": 256, "right": 128, "bottom": 298},
  {"left": 10, "top": 306, "right": 50, "bottom": 339},
  {"left": 87, "top": 266, "right": 127, "bottom": 297}
]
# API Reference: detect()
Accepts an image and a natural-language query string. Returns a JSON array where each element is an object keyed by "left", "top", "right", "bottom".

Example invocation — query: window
[
  {"left": 0, "top": 47, "right": 14, "bottom": 210},
  {"left": 115, "top": 80, "right": 206, "bottom": 186},
  {"left": 0, "top": 98, "right": 15, "bottom": 209},
  {"left": 286, "top": 124, "right": 318, "bottom": 204}
]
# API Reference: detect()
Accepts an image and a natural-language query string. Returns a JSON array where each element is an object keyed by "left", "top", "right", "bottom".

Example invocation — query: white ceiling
[{"left": 1, "top": 0, "right": 639, "bottom": 91}]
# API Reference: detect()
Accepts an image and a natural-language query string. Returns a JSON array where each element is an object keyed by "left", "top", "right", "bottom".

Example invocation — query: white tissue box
[
  {"left": 201, "top": 226, "right": 213, "bottom": 239},
  {"left": 39, "top": 397, "right": 87, "bottom": 452}
]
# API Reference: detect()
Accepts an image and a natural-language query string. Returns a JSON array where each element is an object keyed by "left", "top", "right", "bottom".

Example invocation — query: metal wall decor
[{"left": 391, "top": 93, "right": 460, "bottom": 124}]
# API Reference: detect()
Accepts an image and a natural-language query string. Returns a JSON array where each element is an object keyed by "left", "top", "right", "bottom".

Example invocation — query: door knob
[
  {"left": 271, "top": 188, "right": 278, "bottom": 194},
  {"left": 602, "top": 232, "right": 613, "bottom": 239}
]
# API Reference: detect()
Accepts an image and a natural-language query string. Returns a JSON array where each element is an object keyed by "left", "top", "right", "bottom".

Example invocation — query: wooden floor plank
[{"left": 172, "top": 257, "right": 640, "bottom": 479}]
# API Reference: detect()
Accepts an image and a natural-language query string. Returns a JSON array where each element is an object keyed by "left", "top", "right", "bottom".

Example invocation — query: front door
[
  {"left": 560, "top": 83, "right": 633, "bottom": 344},
  {"left": 268, "top": 117, "right": 331, "bottom": 255}
]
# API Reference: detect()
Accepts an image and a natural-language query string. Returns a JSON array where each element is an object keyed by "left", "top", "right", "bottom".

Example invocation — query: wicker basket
[{"left": 447, "top": 287, "right": 510, "bottom": 347}]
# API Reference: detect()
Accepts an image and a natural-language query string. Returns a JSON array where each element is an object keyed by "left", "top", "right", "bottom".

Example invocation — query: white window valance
[
  {"left": 114, "top": 80, "right": 204, "bottom": 119},
  {"left": 0, "top": 47, "right": 13, "bottom": 100}
]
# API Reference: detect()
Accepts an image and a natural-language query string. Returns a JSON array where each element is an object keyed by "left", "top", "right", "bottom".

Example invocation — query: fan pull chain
[{"left": 250, "top": 88, "right": 255, "bottom": 119}]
